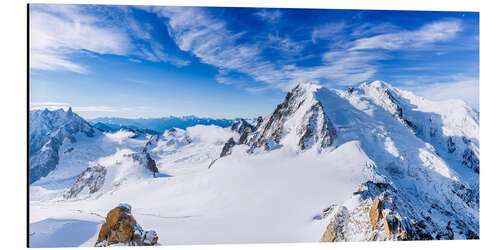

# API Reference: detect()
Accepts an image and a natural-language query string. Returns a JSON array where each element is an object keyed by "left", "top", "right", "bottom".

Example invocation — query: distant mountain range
[{"left": 88, "top": 116, "right": 247, "bottom": 132}]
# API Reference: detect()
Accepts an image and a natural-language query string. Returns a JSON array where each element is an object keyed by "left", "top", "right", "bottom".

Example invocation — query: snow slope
[{"left": 29, "top": 81, "right": 479, "bottom": 247}]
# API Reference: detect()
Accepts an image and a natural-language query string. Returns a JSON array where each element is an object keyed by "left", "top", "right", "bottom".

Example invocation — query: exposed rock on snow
[
  {"left": 217, "top": 119, "right": 255, "bottom": 159},
  {"left": 220, "top": 138, "right": 236, "bottom": 157},
  {"left": 320, "top": 180, "right": 478, "bottom": 242},
  {"left": 231, "top": 119, "right": 256, "bottom": 135},
  {"left": 320, "top": 206, "right": 349, "bottom": 242},
  {"left": 127, "top": 151, "right": 159, "bottom": 176},
  {"left": 95, "top": 204, "right": 159, "bottom": 247},
  {"left": 64, "top": 165, "right": 106, "bottom": 199},
  {"left": 228, "top": 84, "right": 337, "bottom": 152},
  {"left": 369, "top": 195, "right": 383, "bottom": 230}
]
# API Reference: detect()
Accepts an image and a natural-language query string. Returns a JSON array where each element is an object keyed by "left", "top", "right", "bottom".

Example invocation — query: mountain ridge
[
  {"left": 29, "top": 80, "right": 480, "bottom": 244},
  {"left": 88, "top": 116, "right": 247, "bottom": 132}
]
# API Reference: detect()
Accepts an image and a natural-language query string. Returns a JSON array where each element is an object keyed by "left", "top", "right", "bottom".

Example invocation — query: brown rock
[
  {"left": 369, "top": 196, "right": 384, "bottom": 229},
  {"left": 320, "top": 221, "right": 337, "bottom": 242},
  {"left": 95, "top": 204, "right": 159, "bottom": 246},
  {"left": 401, "top": 231, "right": 408, "bottom": 240},
  {"left": 97, "top": 222, "right": 110, "bottom": 242}
]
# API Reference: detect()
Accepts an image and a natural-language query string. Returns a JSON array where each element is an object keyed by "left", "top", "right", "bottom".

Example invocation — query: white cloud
[
  {"left": 146, "top": 7, "right": 381, "bottom": 90},
  {"left": 143, "top": 7, "right": 470, "bottom": 92},
  {"left": 254, "top": 9, "right": 282, "bottom": 23},
  {"left": 350, "top": 22, "right": 400, "bottom": 38},
  {"left": 29, "top": 4, "right": 190, "bottom": 73},
  {"left": 29, "top": 5, "right": 131, "bottom": 73},
  {"left": 311, "top": 22, "right": 347, "bottom": 43},
  {"left": 29, "top": 53, "right": 89, "bottom": 74},
  {"left": 401, "top": 76, "right": 479, "bottom": 110},
  {"left": 350, "top": 20, "right": 462, "bottom": 50}
]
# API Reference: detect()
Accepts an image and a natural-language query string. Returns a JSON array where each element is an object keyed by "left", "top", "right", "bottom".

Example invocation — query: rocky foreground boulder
[{"left": 95, "top": 204, "right": 159, "bottom": 246}]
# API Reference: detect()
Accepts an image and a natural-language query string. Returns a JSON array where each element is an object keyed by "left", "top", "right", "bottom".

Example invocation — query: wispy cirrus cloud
[
  {"left": 143, "top": 7, "right": 469, "bottom": 92},
  {"left": 29, "top": 4, "right": 190, "bottom": 74},
  {"left": 254, "top": 9, "right": 282, "bottom": 23},
  {"left": 144, "top": 7, "right": 390, "bottom": 89},
  {"left": 350, "top": 20, "right": 462, "bottom": 50},
  {"left": 311, "top": 22, "right": 347, "bottom": 43},
  {"left": 400, "top": 75, "right": 479, "bottom": 110},
  {"left": 29, "top": 5, "right": 131, "bottom": 73}
]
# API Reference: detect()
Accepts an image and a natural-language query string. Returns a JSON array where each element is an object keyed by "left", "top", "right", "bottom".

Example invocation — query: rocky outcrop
[
  {"left": 231, "top": 119, "right": 255, "bottom": 135},
  {"left": 320, "top": 206, "right": 349, "bottom": 242},
  {"left": 462, "top": 148, "right": 479, "bottom": 173},
  {"left": 447, "top": 137, "right": 456, "bottom": 153},
  {"left": 297, "top": 102, "right": 336, "bottom": 150},
  {"left": 127, "top": 151, "right": 159, "bottom": 176},
  {"left": 319, "top": 181, "right": 479, "bottom": 242},
  {"left": 368, "top": 195, "right": 383, "bottom": 229},
  {"left": 220, "top": 138, "right": 236, "bottom": 157},
  {"left": 64, "top": 165, "right": 107, "bottom": 199},
  {"left": 95, "top": 204, "right": 159, "bottom": 247},
  {"left": 218, "top": 119, "right": 255, "bottom": 158},
  {"left": 227, "top": 84, "right": 337, "bottom": 153},
  {"left": 244, "top": 87, "right": 302, "bottom": 149}
]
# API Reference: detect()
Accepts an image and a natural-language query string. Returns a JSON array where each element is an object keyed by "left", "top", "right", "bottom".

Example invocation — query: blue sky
[{"left": 29, "top": 4, "right": 479, "bottom": 118}]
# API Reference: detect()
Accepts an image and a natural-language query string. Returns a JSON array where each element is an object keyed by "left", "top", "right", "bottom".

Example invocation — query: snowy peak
[
  {"left": 352, "top": 81, "right": 479, "bottom": 174},
  {"left": 357, "top": 80, "right": 403, "bottom": 119},
  {"left": 240, "top": 83, "right": 336, "bottom": 151},
  {"left": 29, "top": 108, "right": 98, "bottom": 183}
]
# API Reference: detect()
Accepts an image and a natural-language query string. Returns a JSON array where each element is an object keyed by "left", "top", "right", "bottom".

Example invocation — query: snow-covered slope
[
  {"left": 29, "top": 81, "right": 479, "bottom": 247},
  {"left": 29, "top": 108, "right": 97, "bottom": 184}
]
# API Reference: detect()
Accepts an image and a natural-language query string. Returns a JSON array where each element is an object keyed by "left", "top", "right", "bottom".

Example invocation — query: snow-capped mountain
[
  {"left": 29, "top": 108, "right": 97, "bottom": 184},
  {"left": 89, "top": 116, "right": 237, "bottom": 132},
  {"left": 29, "top": 81, "right": 479, "bottom": 247},
  {"left": 215, "top": 81, "right": 479, "bottom": 240}
]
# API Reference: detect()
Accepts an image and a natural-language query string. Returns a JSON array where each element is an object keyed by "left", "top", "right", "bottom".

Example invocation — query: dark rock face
[
  {"left": 29, "top": 108, "right": 97, "bottom": 184},
  {"left": 231, "top": 119, "right": 255, "bottom": 135},
  {"left": 255, "top": 116, "right": 263, "bottom": 129},
  {"left": 220, "top": 138, "right": 236, "bottom": 157},
  {"left": 64, "top": 165, "right": 107, "bottom": 199},
  {"left": 246, "top": 90, "right": 297, "bottom": 148},
  {"left": 95, "top": 204, "right": 159, "bottom": 247},
  {"left": 462, "top": 148, "right": 479, "bottom": 173},
  {"left": 218, "top": 119, "right": 256, "bottom": 159},
  {"left": 241, "top": 84, "right": 336, "bottom": 152},
  {"left": 451, "top": 182, "right": 479, "bottom": 208},
  {"left": 230, "top": 119, "right": 256, "bottom": 145},
  {"left": 447, "top": 137, "right": 456, "bottom": 153},
  {"left": 297, "top": 102, "right": 336, "bottom": 150},
  {"left": 128, "top": 151, "right": 159, "bottom": 175}
]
